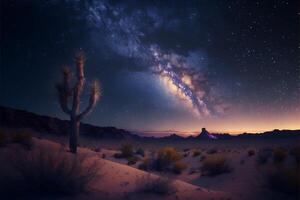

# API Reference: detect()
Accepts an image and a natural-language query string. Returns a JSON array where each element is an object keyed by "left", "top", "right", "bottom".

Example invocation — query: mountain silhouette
[{"left": 196, "top": 128, "right": 218, "bottom": 139}]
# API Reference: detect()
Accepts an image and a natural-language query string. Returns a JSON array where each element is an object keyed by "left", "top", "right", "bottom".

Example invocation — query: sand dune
[{"left": 0, "top": 138, "right": 232, "bottom": 200}]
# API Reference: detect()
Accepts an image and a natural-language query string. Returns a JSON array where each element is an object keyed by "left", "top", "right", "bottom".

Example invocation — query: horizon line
[{"left": 130, "top": 128, "right": 300, "bottom": 136}]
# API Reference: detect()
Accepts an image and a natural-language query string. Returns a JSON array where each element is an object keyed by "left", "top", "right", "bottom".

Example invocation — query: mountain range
[{"left": 0, "top": 106, "right": 299, "bottom": 140}]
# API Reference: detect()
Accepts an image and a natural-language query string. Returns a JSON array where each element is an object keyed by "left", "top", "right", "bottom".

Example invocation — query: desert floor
[{"left": 0, "top": 129, "right": 299, "bottom": 200}]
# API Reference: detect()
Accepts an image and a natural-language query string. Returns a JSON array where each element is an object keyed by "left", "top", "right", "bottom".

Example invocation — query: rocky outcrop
[{"left": 196, "top": 128, "right": 218, "bottom": 139}]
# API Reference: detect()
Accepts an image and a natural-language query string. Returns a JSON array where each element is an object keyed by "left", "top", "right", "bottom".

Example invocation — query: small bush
[
  {"left": 138, "top": 158, "right": 151, "bottom": 170},
  {"left": 207, "top": 148, "right": 217, "bottom": 154},
  {"left": 136, "top": 175, "right": 176, "bottom": 195},
  {"left": 0, "top": 147, "right": 99, "bottom": 198},
  {"left": 127, "top": 156, "right": 139, "bottom": 165},
  {"left": 290, "top": 146, "right": 300, "bottom": 165},
  {"left": 156, "top": 147, "right": 182, "bottom": 171},
  {"left": 264, "top": 166, "right": 300, "bottom": 196},
  {"left": 256, "top": 149, "right": 272, "bottom": 165},
  {"left": 248, "top": 150, "right": 255, "bottom": 157},
  {"left": 183, "top": 153, "right": 189, "bottom": 157},
  {"left": 138, "top": 147, "right": 186, "bottom": 174},
  {"left": 11, "top": 130, "right": 33, "bottom": 149},
  {"left": 273, "top": 148, "right": 287, "bottom": 164},
  {"left": 172, "top": 161, "right": 187, "bottom": 174},
  {"left": 120, "top": 143, "right": 134, "bottom": 158},
  {"left": 201, "top": 154, "right": 231, "bottom": 176},
  {"left": 113, "top": 153, "right": 123, "bottom": 159},
  {"left": 193, "top": 150, "right": 201, "bottom": 157},
  {"left": 136, "top": 147, "right": 145, "bottom": 157}
]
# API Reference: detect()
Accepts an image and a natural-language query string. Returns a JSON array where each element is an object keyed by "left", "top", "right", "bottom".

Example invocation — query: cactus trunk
[{"left": 69, "top": 118, "right": 79, "bottom": 153}]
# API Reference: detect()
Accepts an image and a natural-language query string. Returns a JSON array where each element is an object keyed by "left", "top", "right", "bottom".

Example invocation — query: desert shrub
[
  {"left": 114, "top": 143, "right": 134, "bottom": 159},
  {"left": 136, "top": 147, "right": 145, "bottom": 157},
  {"left": 0, "top": 131, "right": 7, "bottom": 146},
  {"left": 138, "top": 158, "right": 151, "bottom": 170},
  {"left": 0, "top": 147, "right": 99, "bottom": 198},
  {"left": 256, "top": 149, "right": 272, "bottom": 165},
  {"left": 290, "top": 146, "right": 300, "bottom": 165},
  {"left": 172, "top": 161, "right": 187, "bottom": 174},
  {"left": 193, "top": 149, "right": 201, "bottom": 157},
  {"left": 11, "top": 130, "right": 33, "bottom": 149},
  {"left": 248, "top": 149, "right": 255, "bottom": 157},
  {"left": 273, "top": 148, "right": 287, "bottom": 164},
  {"left": 207, "top": 148, "right": 217, "bottom": 154},
  {"left": 156, "top": 147, "right": 182, "bottom": 171},
  {"left": 102, "top": 153, "right": 106, "bottom": 159},
  {"left": 127, "top": 156, "right": 139, "bottom": 165},
  {"left": 120, "top": 143, "right": 134, "bottom": 158},
  {"left": 138, "top": 147, "right": 186, "bottom": 174},
  {"left": 113, "top": 152, "right": 121, "bottom": 158},
  {"left": 201, "top": 154, "right": 232, "bottom": 176},
  {"left": 263, "top": 166, "right": 300, "bottom": 196},
  {"left": 135, "top": 175, "right": 176, "bottom": 195}
]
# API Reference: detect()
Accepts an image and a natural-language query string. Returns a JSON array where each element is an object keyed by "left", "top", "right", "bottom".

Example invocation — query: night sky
[{"left": 1, "top": 0, "right": 299, "bottom": 135}]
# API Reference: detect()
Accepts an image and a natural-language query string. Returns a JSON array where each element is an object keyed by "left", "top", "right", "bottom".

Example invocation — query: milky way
[
  {"left": 86, "top": 0, "right": 224, "bottom": 117},
  {"left": 151, "top": 46, "right": 210, "bottom": 116}
]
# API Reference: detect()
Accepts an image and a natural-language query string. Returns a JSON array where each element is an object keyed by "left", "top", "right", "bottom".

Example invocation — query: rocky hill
[
  {"left": 1, "top": 106, "right": 299, "bottom": 140},
  {"left": 0, "top": 106, "right": 138, "bottom": 139}
]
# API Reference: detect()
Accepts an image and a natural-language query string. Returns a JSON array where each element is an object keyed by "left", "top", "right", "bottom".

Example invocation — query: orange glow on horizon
[{"left": 136, "top": 107, "right": 300, "bottom": 136}]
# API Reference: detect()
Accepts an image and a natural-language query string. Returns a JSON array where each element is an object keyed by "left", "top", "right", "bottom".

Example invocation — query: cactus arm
[
  {"left": 57, "top": 86, "right": 71, "bottom": 115},
  {"left": 72, "top": 53, "right": 85, "bottom": 116},
  {"left": 78, "top": 81, "right": 100, "bottom": 120},
  {"left": 56, "top": 67, "right": 72, "bottom": 115}
]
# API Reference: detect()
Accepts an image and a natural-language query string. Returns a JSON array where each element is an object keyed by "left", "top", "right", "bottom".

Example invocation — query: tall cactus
[{"left": 56, "top": 53, "right": 100, "bottom": 153}]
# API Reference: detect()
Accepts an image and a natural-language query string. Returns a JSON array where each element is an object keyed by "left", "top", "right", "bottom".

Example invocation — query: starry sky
[{"left": 1, "top": 0, "right": 299, "bottom": 135}]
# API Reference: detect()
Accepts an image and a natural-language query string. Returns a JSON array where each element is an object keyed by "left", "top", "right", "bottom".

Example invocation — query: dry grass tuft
[
  {"left": 261, "top": 166, "right": 300, "bottom": 196},
  {"left": 256, "top": 149, "right": 272, "bottom": 165},
  {"left": 172, "top": 161, "right": 187, "bottom": 174},
  {"left": 201, "top": 154, "right": 232, "bottom": 176},
  {"left": 135, "top": 147, "right": 145, "bottom": 157},
  {"left": 156, "top": 147, "right": 182, "bottom": 172},
  {"left": 138, "top": 147, "right": 187, "bottom": 174},
  {"left": 135, "top": 174, "right": 176, "bottom": 195},
  {"left": 193, "top": 149, "right": 201, "bottom": 157},
  {"left": 114, "top": 143, "right": 134, "bottom": 159},
  {"left": 248, "top": 149, "right": 255, "bottom": 157},
  {"left": 0, "top": 146, "right": 100, "bottom": 198}
]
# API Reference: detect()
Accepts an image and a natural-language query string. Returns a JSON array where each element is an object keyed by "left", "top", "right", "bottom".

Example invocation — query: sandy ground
[
  {"left": 89, "top": 139, "right": 299, "bottom": 200},
  {"left": 0, "top": 138, "right": 233, "bottom": 200},
  {"left": 1, "top": 129, "right": 299, "bottom": 200}
]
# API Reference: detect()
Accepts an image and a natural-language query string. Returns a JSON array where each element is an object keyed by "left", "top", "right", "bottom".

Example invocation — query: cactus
[{"left": 56, "top": 53, "right": 100, "bottom": 153}]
